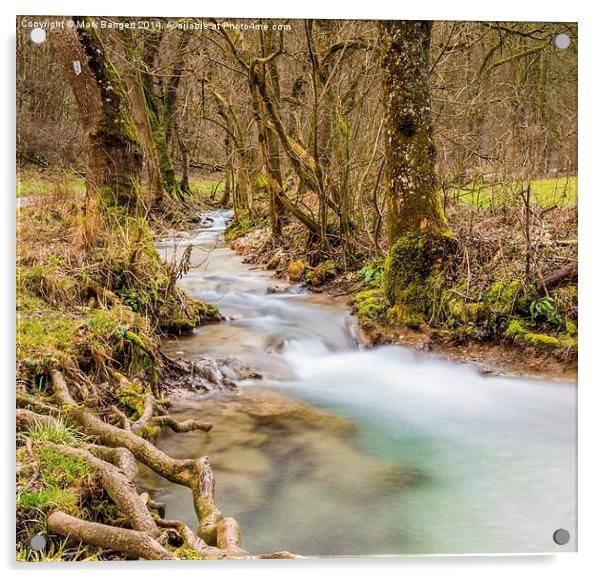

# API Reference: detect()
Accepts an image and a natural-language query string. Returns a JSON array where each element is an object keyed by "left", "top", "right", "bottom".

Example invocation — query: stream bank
[
  {"left": 142, "top": 209, "right": 576, "bottom": 556},
  {"left": 229, "top": 219, "right": 577, "bottom": 381}
]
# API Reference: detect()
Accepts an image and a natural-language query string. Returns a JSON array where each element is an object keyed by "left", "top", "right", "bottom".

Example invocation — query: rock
[
  {"left": 164, "top": 357, "right": 237, "bottom": 393},
  {"left": 266, "top": 254, "right": 281, "bottom": 270},
  {"left": 287, "top": 260, "right": 305, "bottom": 282}
]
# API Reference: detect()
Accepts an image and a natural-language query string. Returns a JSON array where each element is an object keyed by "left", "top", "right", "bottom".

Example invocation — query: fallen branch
[{"left": 537, "top": 264, "right": 577, "bottom": 293}]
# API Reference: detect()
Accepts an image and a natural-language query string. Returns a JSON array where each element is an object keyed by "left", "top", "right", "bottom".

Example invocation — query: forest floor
[{"left": 227, "top": 179, "right": 577, "bottom": 381}]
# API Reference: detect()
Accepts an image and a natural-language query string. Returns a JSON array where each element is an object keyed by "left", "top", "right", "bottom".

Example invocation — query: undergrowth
[{"left": 16, "top": 175, "right": 221, "bottom": 560}]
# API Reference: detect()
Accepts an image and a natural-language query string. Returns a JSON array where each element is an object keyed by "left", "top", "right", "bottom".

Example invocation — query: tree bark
[
  {"left": 380, "top": 21, "right": 453, "bottom": 322},
  {"left": 52, "top": 19, "right": 144, "bottom": 212},
  {"left": 122, "top": 29, "right": 164, "bottom": 207},
  {"left": 47, "top": 511, "right": 176, "bottom": 560},
  {"left": 380, "top": 21, "right": 449, "bottom": 242}
]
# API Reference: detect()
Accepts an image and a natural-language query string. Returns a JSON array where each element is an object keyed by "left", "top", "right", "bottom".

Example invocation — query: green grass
[
  {"left": 189, "top": 178, "right": 225, "bottom": 195},
  {"left": 28, "top": 421, "right": 84, "bottom": 446},
  {"left": 16, "top": 171, "right": 86, "bottom": 198},
  {"left": 17, "top": 422, "right": 93, "bottom": 522},
  {"left": 16, "top": 314, "right": 80, "bottom": 362},
  {"left": 451, "top": 176, "right": 577, "bottom": 209},
  {"left": 17, "top": 486, "right": 81, "bottom": 513},
  {"left": 35, "top": 445, "right": 91, "bottom": 488}
]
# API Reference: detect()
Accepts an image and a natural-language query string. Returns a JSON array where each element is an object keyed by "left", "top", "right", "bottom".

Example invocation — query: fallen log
[{"left": 537, "top": 264, "right": 577, "bottom": 293}]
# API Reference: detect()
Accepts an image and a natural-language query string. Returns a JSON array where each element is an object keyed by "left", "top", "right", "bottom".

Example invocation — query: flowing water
[{"left": 142, "top": 210, "right": 577, "bottom": 556}]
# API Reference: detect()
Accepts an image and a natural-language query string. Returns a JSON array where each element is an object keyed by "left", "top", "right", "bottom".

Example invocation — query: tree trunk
[
  {"left": 122, "top": 29, "right": 164, "bottom": 208},
  {"left": 381, "top": 20, "right": 448, "bottom": 241},
  {"left": 380, "top": 21, "right": 453, "bottom": 325},
  {"left": 137, "top": 28, "right": 190, "bottom": 202},
  {"left": 176, "top": 126, "right": 191, "bottom": 194},
  {"left": 53, "top": 19, "right": 144, "bottom": 212}
]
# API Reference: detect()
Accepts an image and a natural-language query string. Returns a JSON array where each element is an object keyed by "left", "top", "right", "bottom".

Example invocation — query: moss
[
  {"left": 384, "top": 232, "right": 453, "bottom": 324},
  {"left": 287, "top": 260, "right": 306, "bottom": 282},
  {"left": 506, "top": 329, "right": 576, "bottom": 352},
  {"left": 17, "top": 313, "right": 81, "bottom": 377},
  {"left": 139, "top": 424, "right": 162, "bottom": 440},
  {"left": 504, "top": 319, "right": 526, "bottom": 340},
  {"left": 401, "top": 314, "right": 423, "bottom": 330},
  {"left": 353, "top": 289, "right": 387, "bottom": 328},
  {"left": 35, "top": 446, "right": 92, "bottom": 488},
  {"left": 159, "top": 297, "right": 220, "bottom": 335},
  {"left": 484, "top": 279, "right": 522, "bottom": 315},
  {"left": 559, "top": 335, "right": 578, "bottom": 350},
  {"left": 174, "top": 545, "right": 206, "bottom": 560},
  {"left": 311, "top": 261, "right": 336, "bottom": 287},
  {"left": 115, "top": 379, "right": 147, "bottom": 417},
  {"left": 224, "top": 212, "right": 267, "bottom": 241},
  {"left": 565, "top": 319, "right": 577, "bottom": 336},
  {"left": 522, "top": 332, "right": 560, "bottom": 349},
  {"left": 430, "top": 328, "right": 453, "bottom": 342},
  {"left": 254, "top": 173, "right": 268, "bottom": 192},
  {"left": 17, "top": 487, "right": 82, "bottom": 516},
  {"left": 447, "top": 299, "right": 490, "bottom": 323}
]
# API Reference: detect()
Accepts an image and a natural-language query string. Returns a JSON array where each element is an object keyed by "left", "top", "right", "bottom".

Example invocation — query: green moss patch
[{"left": 384, "top": 232, "right": 453, "bottom": 325}]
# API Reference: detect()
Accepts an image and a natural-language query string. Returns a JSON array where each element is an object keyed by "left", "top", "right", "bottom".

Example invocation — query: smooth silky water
[{"left": 140, "top": 210, "right": 576, "bottom": 556}]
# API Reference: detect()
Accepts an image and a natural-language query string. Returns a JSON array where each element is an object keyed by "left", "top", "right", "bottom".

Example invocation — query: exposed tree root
[
  {"left": 49, "top": 443, "right": 159, "bottom": 536},
  {"left": 47, "top": 511, "right": 177, "bottom": 561},
  {"left": 24, "top": 369, "right": 298, "bottom": 559},
  {"left": 84, "top": 444, "right": 137, "bottom": 481},
  {"left": 16, "top": 408, "right": 61, "bottom": 430}
]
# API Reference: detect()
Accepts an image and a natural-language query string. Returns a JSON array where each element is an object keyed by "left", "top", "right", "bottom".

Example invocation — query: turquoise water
[{"left": 146, "top": 211, "right": 577, "bottom": 556}]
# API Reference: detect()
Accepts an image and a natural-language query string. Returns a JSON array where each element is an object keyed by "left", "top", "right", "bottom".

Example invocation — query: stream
[{"left": 141, "top": 209, "right": 577, "bottom": 556}]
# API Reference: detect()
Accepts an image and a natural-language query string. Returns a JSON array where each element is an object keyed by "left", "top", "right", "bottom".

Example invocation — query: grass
[
  {"left": 17, "top": 169, "right": 86, "bottom": 199},
  {"left": 17, "top": 421, "right": 93, "bottom": 523},
  {"left": 28, "top": 420, "right": 84, "bottom": 446},
  {"left": 450, "top": 176, "right": 577, "bottom": 209},
  {"left": 189, "top": 178, "right": 225, "bottom": 196},
  {"left": 17, "top": 487, "right": 81, "bottom": 514},
  {"left": 16, "top": 314, "right": 81, "bottom": 366}
]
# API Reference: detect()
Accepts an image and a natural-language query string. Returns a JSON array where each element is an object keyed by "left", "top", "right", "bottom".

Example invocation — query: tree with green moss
[
  {"left": 131, "top": 26, "right": 191, "bottom": 203},
  {"left": 52, "top": 18, "right": 143, "bottom": 211},
  {"left": 380, "top": 21, "right": 453, "bottom": 324}
]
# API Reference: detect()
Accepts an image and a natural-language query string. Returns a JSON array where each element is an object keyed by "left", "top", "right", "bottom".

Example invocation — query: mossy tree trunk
[
  {"left": 254, "top": 30, "right": 286, "bottom": 241},
  {"left": 380, "top": 21, "right": 453, "bottom": 324},
  {"left": 122, "top": 29, "right": 164, "bottom": 207},
  {"left": 136, "top": 28, "right": 190, "bottom": 203},
  {"left": 53, "top": 19, "right": 144, "bottom": 212}
]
